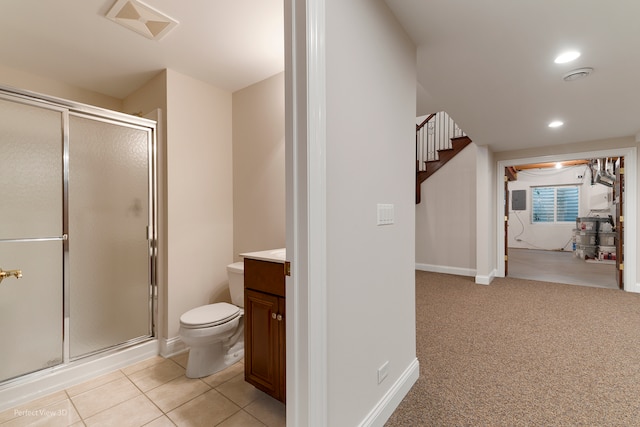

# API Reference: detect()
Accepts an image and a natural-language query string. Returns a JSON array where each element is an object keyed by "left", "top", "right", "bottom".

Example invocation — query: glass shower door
[
  {"left": 0, "top": 97, "right": 64, "bottom": 382},
  {"left": 68, "top": 114, "right": 152, "bottom": 358}
]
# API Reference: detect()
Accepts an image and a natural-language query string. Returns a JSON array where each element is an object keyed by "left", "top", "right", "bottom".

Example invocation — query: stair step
[{"left": 416, "top": 135, "right": 472, "bottom": 203}]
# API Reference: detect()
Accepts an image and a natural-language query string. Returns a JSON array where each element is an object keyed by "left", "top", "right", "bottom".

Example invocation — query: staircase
[{"left": 415, "top": 112, "right": 472, "bottom": 203}]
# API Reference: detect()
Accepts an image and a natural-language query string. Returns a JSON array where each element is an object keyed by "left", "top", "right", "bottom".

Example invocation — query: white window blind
[{"left": 532, "top": 186, "right": 579, "bottom": 223}]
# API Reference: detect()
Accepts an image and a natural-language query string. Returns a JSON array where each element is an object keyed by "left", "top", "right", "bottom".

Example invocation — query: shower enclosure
[{"left": 0, "top": 87, "right": 156, "bottom": 384}]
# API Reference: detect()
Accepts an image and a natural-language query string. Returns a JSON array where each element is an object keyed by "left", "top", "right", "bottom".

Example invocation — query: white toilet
[{"left": 179, "top": 262, "right": 245, "bottom": 378}]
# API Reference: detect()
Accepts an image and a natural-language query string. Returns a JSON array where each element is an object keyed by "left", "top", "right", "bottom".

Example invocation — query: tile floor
[{"left": 0, "top": 353, "right": 285, "bottom": 427}]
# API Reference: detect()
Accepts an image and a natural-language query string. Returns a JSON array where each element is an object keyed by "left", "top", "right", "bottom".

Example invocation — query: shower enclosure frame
[{"left": 0, "top": 84, "right": 158, "bottom": 387}]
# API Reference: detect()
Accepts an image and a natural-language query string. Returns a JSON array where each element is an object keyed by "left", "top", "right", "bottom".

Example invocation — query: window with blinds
[{"left": 531, "top": 186, "right": 579, "bottom": 223}]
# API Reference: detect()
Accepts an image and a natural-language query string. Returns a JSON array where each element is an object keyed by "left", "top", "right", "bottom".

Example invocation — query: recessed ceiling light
[
  {"left": 554, "top": 51, "right": 581, "bottom": 64},
  {"left": 555, "top": 162, "right": 563, "bottom": 169},
  {"left": 548, "top": 121, "right": 564, "bottom": 128}
]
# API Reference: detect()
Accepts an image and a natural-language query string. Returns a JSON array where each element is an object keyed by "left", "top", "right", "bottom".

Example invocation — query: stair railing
[{"left": 416, "top": 111, "right": 466, "bottom": 172}]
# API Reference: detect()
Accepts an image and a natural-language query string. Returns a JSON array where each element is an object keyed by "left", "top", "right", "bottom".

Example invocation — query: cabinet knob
[
  {"left": 271, "top": 312, "right": 277, "bottom": 319},
  {"left": 277, "top": 314, "right": 283, "bottom": 321}
]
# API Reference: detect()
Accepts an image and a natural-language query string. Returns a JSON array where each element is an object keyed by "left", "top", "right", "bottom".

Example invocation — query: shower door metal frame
[
  {"left": 0, "top": 85, "right": 158, "bottom": 383},
  {"left": 65, "top": 111, "right": 157, "bottom": 360}
]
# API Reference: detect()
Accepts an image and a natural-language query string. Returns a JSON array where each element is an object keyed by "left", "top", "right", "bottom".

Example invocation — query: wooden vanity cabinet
[{"left": 244, "top": 258, "right": 286, "bottom": 403}]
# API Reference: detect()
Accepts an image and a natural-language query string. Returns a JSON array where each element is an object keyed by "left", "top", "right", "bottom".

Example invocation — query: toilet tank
[{"left": 227, "top": 262, "right": 245, "bottom": 307}]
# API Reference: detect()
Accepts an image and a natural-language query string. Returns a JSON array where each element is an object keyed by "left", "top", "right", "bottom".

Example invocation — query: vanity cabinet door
[{"left": 245, "top": 288, "right": 285, "bottom": 402}]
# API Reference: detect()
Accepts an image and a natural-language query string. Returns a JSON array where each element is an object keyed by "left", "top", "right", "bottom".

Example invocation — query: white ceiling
[
  {"left": 385, "top": 0, "right": 640, "bottom": 152},
  {"left": 1, "top": 0, "right": 639, "bottom": 153},
  {"left": 0, "top": 0, "right": 284, "bottom": 99}
]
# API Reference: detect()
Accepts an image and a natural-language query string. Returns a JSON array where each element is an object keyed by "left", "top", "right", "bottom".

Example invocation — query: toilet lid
[{"left": 180, "top": 302, "right": 240, "bottom": 329}]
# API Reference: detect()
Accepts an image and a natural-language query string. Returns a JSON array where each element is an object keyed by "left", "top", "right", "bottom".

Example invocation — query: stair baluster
[{"left": 416, "top": 112, "right": 471, "bottom": 203}]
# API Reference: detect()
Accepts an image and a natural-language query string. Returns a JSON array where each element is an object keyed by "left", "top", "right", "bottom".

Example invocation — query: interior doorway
[{"left": 504, "top": 157, "right": 623, "bottom": 289}]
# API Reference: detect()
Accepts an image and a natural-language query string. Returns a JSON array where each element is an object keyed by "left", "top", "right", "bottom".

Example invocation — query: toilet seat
[{"left": 180, "top": 302, "right": 240, "bottom": 329}]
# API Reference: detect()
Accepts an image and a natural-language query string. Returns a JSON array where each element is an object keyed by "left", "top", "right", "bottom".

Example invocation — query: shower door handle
[
  {"left": 0, "top": 234, "right": 67, "bottom": 243},
  {"left": 0, "top": 268, "right": 22, "bottom": 284}
]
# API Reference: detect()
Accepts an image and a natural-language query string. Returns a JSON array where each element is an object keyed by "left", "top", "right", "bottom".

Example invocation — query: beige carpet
[{"left": 385, "top": 271, "right": 640, "bottom": 426}]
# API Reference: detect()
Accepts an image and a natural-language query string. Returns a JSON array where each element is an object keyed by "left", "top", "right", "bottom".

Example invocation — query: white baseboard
[
  {"left": 0, "top": 339, "right": 158, "bottom": 412},
  {"left": 358, "top": 358, "right": 420, "bottom": 427},
  {"left": 160, "top": 335, "right": 187, "bottom": 358},
  {"left": 475, "top": 268, "right": 497, "bottom": 285},
  {"left": 416, "top": 263, "right": 476, "bottom": 277},
  {"left": 626, "top": 282, "right": 640, "bottom": 294}
]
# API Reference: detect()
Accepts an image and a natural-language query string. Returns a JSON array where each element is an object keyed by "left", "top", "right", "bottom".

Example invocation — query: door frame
[
  {"left": 496, "top": 146, "right": 637, "bottom": 293},
  {"left": 285, "top": 0, "right": 328, "bottom": 425},
  {"left": 615, "top": 156, "right": 625, "bottom": 289}
]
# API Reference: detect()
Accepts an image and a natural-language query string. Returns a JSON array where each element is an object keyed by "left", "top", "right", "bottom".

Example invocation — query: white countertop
[{"left": 240, "top": 248, "right": 286, "bottom": 264}]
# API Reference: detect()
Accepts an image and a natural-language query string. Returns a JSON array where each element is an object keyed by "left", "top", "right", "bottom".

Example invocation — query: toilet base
[{"left": 185, "top": 342, "right": 245, "bottom": 378}]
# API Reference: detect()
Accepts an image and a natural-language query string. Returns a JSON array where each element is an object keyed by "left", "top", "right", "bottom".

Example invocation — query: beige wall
[
  {"left": 126, "top": 69, "right": 235, "bottom": 341},
  {"left": 123, "top": 71, "right": 167, "bottom": 118},
  {"left": 416, "top": 143, "right": 477, "bottom": 275},
  {"left": 324, "top": 0, "right": 417, "bottom": 423},
  {"left": 232, "top": 72, "right": 285, "bottom": 259},
  {"left": 0, "top": 64, "right": 123, "bottom": 111},
  {"left": 164, "top": 69, "right": 234, "bottom": 339},
  {"left": 475, "top": 144, "right": 496, "bottom": 283}
]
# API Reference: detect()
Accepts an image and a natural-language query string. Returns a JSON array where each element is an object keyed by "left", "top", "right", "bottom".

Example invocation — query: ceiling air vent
[{"left": 106, "top": 0, "right": 178, "bottom": 41}]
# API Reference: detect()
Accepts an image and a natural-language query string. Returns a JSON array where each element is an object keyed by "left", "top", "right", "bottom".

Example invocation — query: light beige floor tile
[
  {"left": 66, "top": 370, "right": 126, "bottom": 397},
  {"left": 167, "top": 389, "right": 240, "bottom": 427},
  {"left": 1, "top": 398, "right": 81, "bottom": 427},
  {"left": 169, "top": 352, "right": 189, "bottom": 369},
  {"left": 244, "top": 394, "right": 285, "bottom": 427},
  {"left": 71, "top": 376, "right": 141, "bottom": 419},
  {"left": 5, "top": 354, "right": 284, "bottom": 427},
  {"left": 145, "top": 376, "right": 210, "bottom": 413},
  {"left": 142, "top": 415, "right": 176, "bottom": 427},
  {"left": 121, "top": 356, "right": 167, "bottom": 376},
  {"left": 126, "top": 358, "right": 185, "bottom": 392},
  {"left": 0, "top": 409, "right": 14, "bottom": 424},
  {"left": 0, "top": 390, "right": 68, "bottom": 423},
  {"left": 215, "top": 373, "right": 262, "bottom": 408},
  {"left": 84, "top": 394, "right": 162, "bottom": 427},
  {"left": 202, "top": 361, "right": 244, "bottom": 388},
  {"left": 216, "top": 410, "right": 266, "bottom": 427}
]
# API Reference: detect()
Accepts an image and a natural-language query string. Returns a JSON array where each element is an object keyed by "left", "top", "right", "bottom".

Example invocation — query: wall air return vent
[{"left": 106, "top": 0, "right": 178, "bottom": 41}]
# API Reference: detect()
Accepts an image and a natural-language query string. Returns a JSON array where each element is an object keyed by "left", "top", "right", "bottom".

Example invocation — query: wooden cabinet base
[{"left": 244, "top": 259, "right": 286, "bottom": 404}]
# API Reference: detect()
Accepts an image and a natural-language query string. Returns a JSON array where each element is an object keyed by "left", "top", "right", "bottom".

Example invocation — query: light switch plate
[
  {"left": 377, "top": 204, "right": 394, "bottom": 225},
  {"left": 378, "top": 361, "right": 389, "bottom": 384}
]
